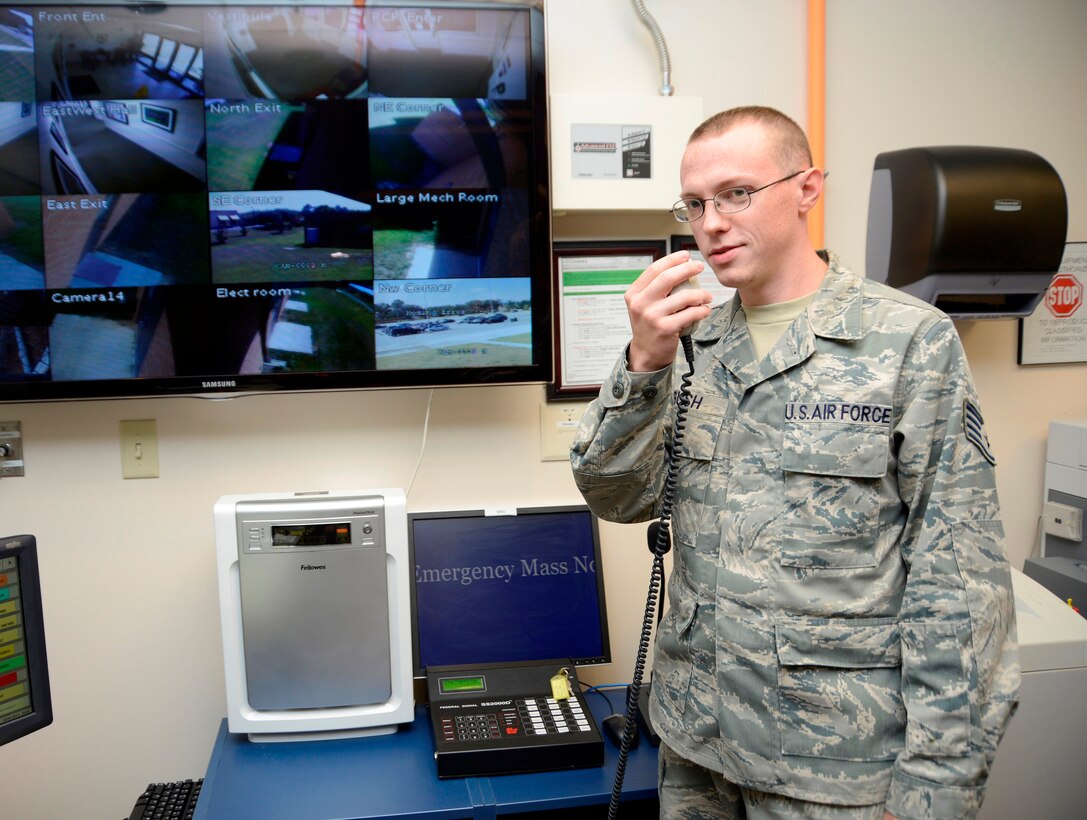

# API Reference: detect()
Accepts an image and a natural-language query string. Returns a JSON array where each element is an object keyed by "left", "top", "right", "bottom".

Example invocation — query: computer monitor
[
  {"left": 409, "top": 505, "right": 610, "bottom": 676},
  {"left": 0, "top": 534, "right": 52, "bottom": 746}
]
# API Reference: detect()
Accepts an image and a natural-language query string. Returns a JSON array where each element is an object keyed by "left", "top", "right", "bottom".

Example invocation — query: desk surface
[{"left": 193, "top": 693, "right": 658, "bottom": 820}]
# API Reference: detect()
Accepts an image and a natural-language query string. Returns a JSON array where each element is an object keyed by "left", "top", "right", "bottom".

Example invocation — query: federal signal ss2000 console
[{"left": 426, "top": 659, "right": 603, "bottom": 778}]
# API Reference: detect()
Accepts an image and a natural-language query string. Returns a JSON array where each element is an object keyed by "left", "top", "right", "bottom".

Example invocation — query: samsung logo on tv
[
  {"left": 202, "top": 379, "right": 237, "bottom": 389},
  {"left": 993, "top": 199, "right": 1022, "bottom": 212}
]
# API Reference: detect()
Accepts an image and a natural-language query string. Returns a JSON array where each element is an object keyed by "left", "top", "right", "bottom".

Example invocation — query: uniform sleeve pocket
[
  {"left": 951, "top": 519, "right": 1019, "bottom": 704},
  {"left": 776, "top": 619, "right": 905, "bottom": 762},
  {"left": 781, "top": 423, "right": 887, "bottom": 568},
  {"left": 900, "top": 620, "right": 971, "bottom": 757}
]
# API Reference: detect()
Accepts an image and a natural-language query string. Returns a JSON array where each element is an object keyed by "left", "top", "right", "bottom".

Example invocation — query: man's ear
[{"left": 797, "top": 167, "right": 825, "bottom": 215}]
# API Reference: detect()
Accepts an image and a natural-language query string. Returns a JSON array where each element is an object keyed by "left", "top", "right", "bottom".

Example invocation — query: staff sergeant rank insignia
[{"left": 963, "top": 398, "right": 997, "bottom": 465}]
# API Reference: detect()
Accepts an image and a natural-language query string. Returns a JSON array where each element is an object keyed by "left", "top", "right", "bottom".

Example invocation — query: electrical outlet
[
  {"left": 1043, "top": 501, "right": 1084, "bottom": 542},
  {"left": 540, "top": 403, "right": 583, "bottom": 462}
]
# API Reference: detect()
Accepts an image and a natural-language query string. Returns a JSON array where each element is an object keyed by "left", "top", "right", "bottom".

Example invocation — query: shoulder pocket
[
  {"left": 675, "top": 404, "right": 726, "bottom": 462},
  {"left": 672, "top": 403, "right": 727, "bottom": 546}
]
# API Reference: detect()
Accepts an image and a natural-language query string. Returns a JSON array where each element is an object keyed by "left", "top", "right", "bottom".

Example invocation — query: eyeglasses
[{"left": 672, "top": 169, "right": 808, "bottom": 223}]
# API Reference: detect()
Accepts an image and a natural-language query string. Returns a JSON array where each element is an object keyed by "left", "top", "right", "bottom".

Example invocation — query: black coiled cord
[{"left": 607, "top": 334, "right": 696, "bottom": 819}]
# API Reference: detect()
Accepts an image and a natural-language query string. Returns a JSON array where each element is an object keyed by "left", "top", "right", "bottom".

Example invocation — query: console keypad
[{"left": 438, "top": 696, "right": 591, "bottom": 743}]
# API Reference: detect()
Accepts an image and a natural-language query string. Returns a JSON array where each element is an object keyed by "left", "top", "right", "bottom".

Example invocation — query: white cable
[
  {"left": 1029, "top": 513, "right": 1044, "bottom": 563},
  {"left": 405, "top": 388, "right": 434, "bottom": 498}
]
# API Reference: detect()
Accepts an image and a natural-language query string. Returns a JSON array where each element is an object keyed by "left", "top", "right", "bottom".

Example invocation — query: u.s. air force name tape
[{"left": 784, "top": 402, "right": 892, "bottom": 425}]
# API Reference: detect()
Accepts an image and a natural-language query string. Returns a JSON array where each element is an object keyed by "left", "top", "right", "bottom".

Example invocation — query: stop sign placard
[{"left": 1046, "top": 272, "right": 1083, "bottom": 318}]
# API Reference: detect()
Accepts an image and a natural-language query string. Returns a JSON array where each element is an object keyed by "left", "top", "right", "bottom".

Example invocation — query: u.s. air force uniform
[{"left": 570, "top": 253, "right": 1020, "bottom": 819}]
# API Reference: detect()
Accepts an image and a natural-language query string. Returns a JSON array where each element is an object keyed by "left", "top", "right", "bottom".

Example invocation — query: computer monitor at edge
[
  {"left": 409, "top": 505, "right": 611, "bottom": 676},
  {"left": 0, "top": 534, "right": 52, "bottom": 747}
]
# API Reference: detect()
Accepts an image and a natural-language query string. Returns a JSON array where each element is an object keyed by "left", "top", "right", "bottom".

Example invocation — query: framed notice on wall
[
  {"left": 550, "top": 239, "right": 666, "bottom": 399},
  {"left": 1018, "top": 242, "right": 1087, "bottom": 365}
]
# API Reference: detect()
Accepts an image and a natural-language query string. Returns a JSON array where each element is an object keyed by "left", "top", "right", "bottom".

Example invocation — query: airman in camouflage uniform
[{"left": 570, "top": 107, "right": 1019, "bottom": 819}]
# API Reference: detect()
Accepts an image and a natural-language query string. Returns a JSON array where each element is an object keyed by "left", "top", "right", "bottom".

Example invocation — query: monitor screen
[
  {"left": 0, "top": 1, "right": 551, "bottom": 401},
  {"left": 409, "top": 505, "right": 610, "bottom": 675},
  {"left": 0, "top": 534, "right": 52, "bottom": 746}
]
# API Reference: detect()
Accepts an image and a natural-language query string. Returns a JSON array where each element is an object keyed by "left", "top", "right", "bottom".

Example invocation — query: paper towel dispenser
[{"left": 866, "top": 146, "right": 1067, "bottom": 318}]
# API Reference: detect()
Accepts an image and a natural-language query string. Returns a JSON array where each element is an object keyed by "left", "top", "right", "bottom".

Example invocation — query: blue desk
[{"left": 193, "top": 694, "right": 659, "bottom": 819}]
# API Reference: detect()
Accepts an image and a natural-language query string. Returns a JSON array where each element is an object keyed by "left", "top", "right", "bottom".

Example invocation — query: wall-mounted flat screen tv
[{"left": 0, "top": 1, "right": 551, "bottom": 401}]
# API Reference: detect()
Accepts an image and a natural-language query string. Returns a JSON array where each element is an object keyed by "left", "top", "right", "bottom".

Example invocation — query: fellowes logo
[{"left": 300, "top": 564, "right": 327, "bottom": 571}]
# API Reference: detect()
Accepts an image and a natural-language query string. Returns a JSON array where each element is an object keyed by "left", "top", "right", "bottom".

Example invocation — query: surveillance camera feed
[{"left": 0, "top": 2, "right": 550, "bottom": 399}]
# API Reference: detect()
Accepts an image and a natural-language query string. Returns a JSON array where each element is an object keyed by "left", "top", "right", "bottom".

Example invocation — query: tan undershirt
[{"left": 743, "top": 292, "right": 816, "bottom": 360}]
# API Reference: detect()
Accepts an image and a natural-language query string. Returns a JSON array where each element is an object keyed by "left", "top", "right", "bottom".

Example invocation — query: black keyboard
[{"left": 127, "top": 779, "right": 203, "bottom": 820}]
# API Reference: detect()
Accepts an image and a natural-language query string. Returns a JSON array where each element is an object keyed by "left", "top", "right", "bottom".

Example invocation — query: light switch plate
[
  {"left": 120, "top": 419, "right": 159, "bottom": 479},
  {"left": 540, "top": 403, "right": 583, "bottom": 462}
]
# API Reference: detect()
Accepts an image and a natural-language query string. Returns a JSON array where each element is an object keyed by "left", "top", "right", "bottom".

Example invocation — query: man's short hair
[{"left": 689, "top": 106, "right": 813, "bottom": 173}]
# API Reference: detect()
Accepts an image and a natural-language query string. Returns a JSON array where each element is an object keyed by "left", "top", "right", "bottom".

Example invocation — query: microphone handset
[
  {"left": 671, "top": 275, "right": 703, "bottom": 337},
  {"left": 606, "top": 309, "right": 698, "bottom": 819}
]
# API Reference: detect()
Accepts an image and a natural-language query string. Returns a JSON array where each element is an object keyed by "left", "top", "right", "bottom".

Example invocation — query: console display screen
[
  {"left": 0, "top": 534, "right": 51, "bottom": 747},
  {"left": 0, "top": 552, "right": 35, "bottom": 727},
  {"left": 0, "top": 2, "right": 551, "bottom": 401},
  {"left": 271, "top": 522, "right": 350, "bottom": 547},
  {"left": 409, "top": 506, "right": 611, "bottom": 674}
]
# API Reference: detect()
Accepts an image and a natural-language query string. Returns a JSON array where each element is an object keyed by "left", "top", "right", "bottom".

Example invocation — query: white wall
[
  {"left": 1, "top": 2, "right": 1085, "bottom": 817},
  {"left": 824, "top": 0, "right": 1087, "bottom": 563}
]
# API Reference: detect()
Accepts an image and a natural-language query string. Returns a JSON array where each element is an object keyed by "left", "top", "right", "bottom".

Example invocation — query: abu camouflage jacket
[{"left": 571, "top": 254, "right": 1020, "bottom": 818}]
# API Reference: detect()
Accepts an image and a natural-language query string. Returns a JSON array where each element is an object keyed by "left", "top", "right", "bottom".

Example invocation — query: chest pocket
[
  {"left": 675, "top": 405, "right": 725, "bottom": 462},
  {"left": 781, "top": 422, "right": 888, "bottom": 568},
  {"left": 672, "top": 401, "right": 728, "bottom": 552}
]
